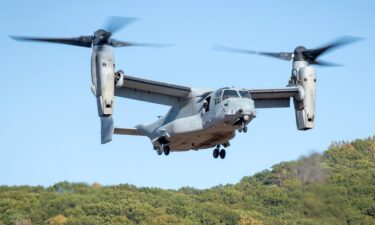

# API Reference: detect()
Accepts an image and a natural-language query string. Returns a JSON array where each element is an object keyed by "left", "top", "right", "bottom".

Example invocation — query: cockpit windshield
[
  {"left": 222, "top": 90, "right": 240, "bottom": 100},
  {"left": 239, "top": 90, "right": 251, "bottom": 99}
]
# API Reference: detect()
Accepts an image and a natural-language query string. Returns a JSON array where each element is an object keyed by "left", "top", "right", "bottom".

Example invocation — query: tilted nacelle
[
  {"left": 293, "top": 65, "right": 316, "bottom": 130},
  {"left": 91, "top": 45, "right": 119, "bottom": 117},
  {"left": 90, "top": 45, "right": 128, "bottom": 144},
  {"left": 91, "top": 45, "right": 119, "bottom": 143}
]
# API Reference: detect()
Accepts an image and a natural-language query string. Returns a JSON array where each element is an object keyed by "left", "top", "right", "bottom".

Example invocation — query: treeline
[{"left": 1, "top": 137, "right": 375, "bottom": 225}]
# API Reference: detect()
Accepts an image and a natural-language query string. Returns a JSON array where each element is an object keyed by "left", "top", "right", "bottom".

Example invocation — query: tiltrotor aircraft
[{"left": 11, "top": 17, "right": 360, "bottom": 159}]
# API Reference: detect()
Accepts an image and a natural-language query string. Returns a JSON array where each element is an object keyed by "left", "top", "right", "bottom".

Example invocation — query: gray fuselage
[{"left": 137, "top": 88, "right": 256, "bottom": 151}]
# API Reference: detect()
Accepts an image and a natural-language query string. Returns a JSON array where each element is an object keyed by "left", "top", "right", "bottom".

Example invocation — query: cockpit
[
  {"left": 222, "top": 90, "right": 239, "bottom": 100},
  {"left": 213, "top": 88, "right": 251, "bottom": 105}
]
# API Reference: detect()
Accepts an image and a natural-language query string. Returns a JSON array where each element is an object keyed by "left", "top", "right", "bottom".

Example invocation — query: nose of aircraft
[{"left": 224, "top": 98, "right": 256, "bottom": 118}]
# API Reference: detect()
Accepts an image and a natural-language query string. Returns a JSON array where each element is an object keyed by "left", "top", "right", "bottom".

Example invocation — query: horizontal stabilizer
[{"left": 114, "top": 128, "right": 145, "bottom": 136}]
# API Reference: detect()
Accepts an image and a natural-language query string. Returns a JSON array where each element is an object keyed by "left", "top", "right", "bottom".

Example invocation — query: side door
[{"left": 202, "top": 90, "right": 223, "bottom": 128}]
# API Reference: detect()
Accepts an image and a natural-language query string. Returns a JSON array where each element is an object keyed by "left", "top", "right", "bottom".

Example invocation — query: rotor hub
[
  {"left": 293, "top": 46, "right": 307, "bottom": 62},
  {"left": 93, "top": 29, "right": 111, "bottom": 46}
]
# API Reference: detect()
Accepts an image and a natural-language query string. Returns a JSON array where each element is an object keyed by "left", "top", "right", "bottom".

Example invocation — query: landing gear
[
  {"left": 163, "top": 146, "right": 170, "bottom": 156},
  {"left": 243, "top": 125, "right": 248, "bottom": 133},
  {"left": 238, "top": 122, "right": 247, "bottom": 133},
  {"left": 156, "top": 144, "right": 171, "bottom": 156},
  {"left": 213, "top": 148, "right": 219, "bottom": 159},
  {"left": 219, "top": 149, "right": 226, "bottom": 159},
  {"left": 236, "top": 117, "right": 248, "bottom": 133},
  {"left": 213, "top": 145, "right": 227, "bottom": 159}
]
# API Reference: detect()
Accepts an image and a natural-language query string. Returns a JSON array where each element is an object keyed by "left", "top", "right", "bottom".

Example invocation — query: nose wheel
[
  {"left": 213, "top": 145, "right": 226, "bottom": 159},
  {"left": 238, "top": 122, "right": 248, "bottom": 133}
]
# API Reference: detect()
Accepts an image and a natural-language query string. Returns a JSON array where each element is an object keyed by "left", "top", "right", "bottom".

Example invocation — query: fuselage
[{"left": 137, "top": 87, "right": 256, "bottom": 151}]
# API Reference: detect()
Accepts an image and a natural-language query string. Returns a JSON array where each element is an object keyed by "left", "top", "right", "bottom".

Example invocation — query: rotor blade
[
  {"left": 110, "top": 39, "right": 171, "bottom": 48},
  {"left": 104, "top": 16, "right": 138, "bottom": 34},
  {"left": 302, "top": 36, "right": 363, "bottom": 61},
  {"left": 10, "top": 35, "right": 93, "bottom": 48},
  {"left": 213, "top": 45, "right": 293, "bottom": 61},
  {"left": 310, "top": 59, "right": 342, "bottom": 67}
]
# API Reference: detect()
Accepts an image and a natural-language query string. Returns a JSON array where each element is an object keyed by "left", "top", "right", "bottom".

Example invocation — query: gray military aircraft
[{"left": 11, "top": 17, "right": 360, "bottom": 159}]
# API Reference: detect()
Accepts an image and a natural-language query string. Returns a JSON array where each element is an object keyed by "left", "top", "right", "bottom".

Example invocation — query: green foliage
[
  {"left": 1, "top": 136, "right": 375, "bottom": 224},
  {"left": 45, "top": 214, "right": 67, "bottom": 225}
]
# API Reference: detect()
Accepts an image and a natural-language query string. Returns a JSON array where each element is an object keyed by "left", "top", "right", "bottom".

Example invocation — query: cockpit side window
[
  {"left": 222, "top": 90, "right": 240, "bottom": 100},
  {"left": 239, "top": 90, "right": 251, "bottom": 99},
  {"left": 214, "top": 90, "right": 223, "bottom": 104}
]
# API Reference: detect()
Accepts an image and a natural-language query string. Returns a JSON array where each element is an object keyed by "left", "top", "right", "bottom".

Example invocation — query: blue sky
[{"left": 0, "top": 0, "right": 374, "bottom": 189}]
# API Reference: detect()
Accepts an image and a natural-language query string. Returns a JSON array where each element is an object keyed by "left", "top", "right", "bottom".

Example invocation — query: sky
[{"left": 0, "top": 0, "right": 374, "bottom": 189}]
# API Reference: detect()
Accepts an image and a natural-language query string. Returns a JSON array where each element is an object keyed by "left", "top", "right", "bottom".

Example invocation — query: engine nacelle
[
  {"left": 91, "top": 45, "right": 118, "bottom": 144},
  {"left": 91, "top": 45, "right": 116, "bottom": 117},
  {"left": 293, "top": 66, "right": 316, "bottom": 130}
]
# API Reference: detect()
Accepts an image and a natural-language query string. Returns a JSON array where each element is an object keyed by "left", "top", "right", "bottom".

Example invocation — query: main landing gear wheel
[
  {"left": 157, "top": 144, "right": 170, "bottom": 156},
  {"left": 163, "top": 146, "right": 170, "bottom": 156},
  {"left": 213, "top": 145, "right": 226, "bottom": 159},
  {"left": 219, "top": 149, "right": 226, "bottom": 159},
  {"left": 213, "top": 148, "right": 219, "bottom": 159}
]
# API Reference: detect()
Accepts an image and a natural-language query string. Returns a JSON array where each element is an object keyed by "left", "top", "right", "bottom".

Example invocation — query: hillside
[{"left": 1, "top": 137, "right": 375, "bottom": 225}]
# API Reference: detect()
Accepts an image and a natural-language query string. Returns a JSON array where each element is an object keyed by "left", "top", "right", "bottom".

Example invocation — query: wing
[
  {"left": 249, "top": 87, "right": 299, "bottom": 108},
  {"left": 114, "top": 128, "right": 145, "bottom": 136},
  {"left": 115, "top": 75, "right": 192, "bottom": 105}
]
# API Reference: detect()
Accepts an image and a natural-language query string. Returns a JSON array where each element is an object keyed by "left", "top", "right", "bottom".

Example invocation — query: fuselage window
[
  {"left": 222, "top": 90, "right": 240, "bottom": 100},
  {"left": 239, "top": 90, "right": 251, "bottom": 99},
  {"left": 204, "top": 96, "right": 211, "bottom": 112}
]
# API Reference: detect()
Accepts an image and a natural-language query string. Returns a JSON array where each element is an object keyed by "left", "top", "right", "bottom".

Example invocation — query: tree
[
  {"left": 1, "top": 136, "right": 375, "bottom": 225},
  {"left": 14, "top": 219, "right": 32, "bottom": 225},
  {"left": 46, "top": 214, "right": 68, "bottom": 225}
]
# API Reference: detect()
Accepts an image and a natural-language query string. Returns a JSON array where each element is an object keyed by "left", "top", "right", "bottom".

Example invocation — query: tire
[
  {"left": 164, "top": 146, "right": 170, "bottom": 156},
  {"left": 243, "top": 125, "right": 248, "bottom": 133},
  {"left": 219, "top": 149, "right": 226, "bottom": 159},
  {"left": 213, "top": 148, "right": 219, "bottom": 159}
]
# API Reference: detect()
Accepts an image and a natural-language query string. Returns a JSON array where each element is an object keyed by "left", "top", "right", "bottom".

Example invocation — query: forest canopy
[{"left": 1, "top": 136, "right": 375, "bottom": 225}]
